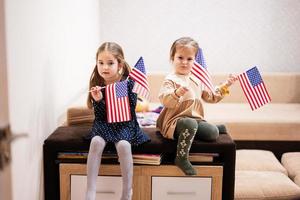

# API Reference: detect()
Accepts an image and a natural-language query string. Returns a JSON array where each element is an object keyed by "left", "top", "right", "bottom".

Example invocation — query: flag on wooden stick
[{"left": 238, "top": 66, "right": 271, "bottom": 110}]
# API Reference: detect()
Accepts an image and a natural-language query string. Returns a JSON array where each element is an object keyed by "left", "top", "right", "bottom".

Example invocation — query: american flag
[
  {"left": 238, "top": 66, "right": 271, "bottom": 110},
  {"left": 105, "top": 80, "right": 131, "bottom": 123},
  {"left": 128, "top": 57, "right": 150, "bottom": 99},
  {"left": 191, "top": 48, "right": 215, "bottom": 93}
]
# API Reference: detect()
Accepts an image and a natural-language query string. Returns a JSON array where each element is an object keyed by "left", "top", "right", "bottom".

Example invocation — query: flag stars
[
  {"left": 195, "top": 48, "right": 207, "bottom": 68},
  {"left": 247, "top": 66, "right": 263, "bottom": 87}
]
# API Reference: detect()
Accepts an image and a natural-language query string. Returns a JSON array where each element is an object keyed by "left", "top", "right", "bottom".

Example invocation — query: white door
[{"left": 0, "top": 0, "right": 12, "bottom": 198}]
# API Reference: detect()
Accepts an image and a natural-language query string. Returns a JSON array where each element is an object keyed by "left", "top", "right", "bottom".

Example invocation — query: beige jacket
[{"left": 156, "top": 73, "right": 225, "bottom": 139}]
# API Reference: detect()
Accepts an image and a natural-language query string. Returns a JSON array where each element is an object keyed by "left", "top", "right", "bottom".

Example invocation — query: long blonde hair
[
  {"left": 169, "top": 37, "right": 199, "bottom": 61},
  {"left": 87, "top": 42, "right": 131, "bottom": 108}
]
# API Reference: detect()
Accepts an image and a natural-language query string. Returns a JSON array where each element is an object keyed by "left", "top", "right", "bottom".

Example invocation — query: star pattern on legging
[
  {"left": 179, "top": 149, "right": 186, "bottom": 156},
  {"left": 182, "top": 129, "right": 190, "bottom": 139},
  {"left": 180, "top": 140, "right": 187, "bottom": 148},
  {"left": 177, "top": 128, "right": 197, "bottom": 157}
]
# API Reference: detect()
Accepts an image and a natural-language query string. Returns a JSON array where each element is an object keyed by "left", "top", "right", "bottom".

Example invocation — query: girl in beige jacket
[{"left": 157, "top": 37, "right": 237, "bottom": 175}]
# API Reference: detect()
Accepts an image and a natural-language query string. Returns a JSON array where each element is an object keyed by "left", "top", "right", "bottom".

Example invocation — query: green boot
[{"left": 174, "top": 118, "right": 197, "bottom": 175}]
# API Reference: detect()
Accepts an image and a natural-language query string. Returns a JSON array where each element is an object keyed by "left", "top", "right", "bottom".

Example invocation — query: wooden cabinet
[
  {"left": 59, "top": 164, "right": 223, "bottom": 200},
  {"left": 71, "top": 176, "right": 123, "bottom": 200},
  {"left": 60, "top": 164, "right": 141, "bottom": 200},
  {"left": 151, "top": 177, "right": 211, "bottom": 200}
]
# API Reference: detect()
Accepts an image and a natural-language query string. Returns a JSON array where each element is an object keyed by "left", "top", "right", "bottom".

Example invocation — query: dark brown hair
[{"left": 87, "top": 42, "right": 131, "bottom": 108}]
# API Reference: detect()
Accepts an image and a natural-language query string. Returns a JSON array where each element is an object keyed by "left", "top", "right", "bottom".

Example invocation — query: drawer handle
[
  {"left": 96, "top": 190, "right": 115, "bottom": 194},
  {"left": 167, "top": 191, "right": 196, "bottom": 196}
]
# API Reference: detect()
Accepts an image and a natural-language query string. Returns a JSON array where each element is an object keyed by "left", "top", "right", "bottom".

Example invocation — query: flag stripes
[
  {"left": 191, "top": 48, "right": 215, "bottom": 93},
  {"left": 238, "top": 67, "right": 271, "bottom": 110},
  {"left": 129, "top": 67, "right": 149, "bottom": 91},
  {"left": 133, "top": 84, "right": 149, "bottom": 99},
  {"left": 105, "top": 81, "right": 131, "bottom": 123},
  {"left": 192, "top": 61, "right": 215, "bottom": 92},
  {"left": 129, "top": 57, "right": 150, "bottom": 99}
]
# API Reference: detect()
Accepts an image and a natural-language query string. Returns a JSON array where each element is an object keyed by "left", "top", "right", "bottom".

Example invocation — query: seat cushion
[
  {"left": 44, "top": 126, "right": 235, "bottom": 155},
  {"left": 282, "top": 152, "right": 300, "bottom": 180},
  {"left": 67, "top": 107, "right": 94, "bottom": 126},
  {"left": 235, "top": 171, "right": 300, "bottom": 200},
  {"left": 236, "top": 149, "right": 287, "bottom": 175},
  {"left": 205, "top": 103, "right": 300, "bottom": 141}
]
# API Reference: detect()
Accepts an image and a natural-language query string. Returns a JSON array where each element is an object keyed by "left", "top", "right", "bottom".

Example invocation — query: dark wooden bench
[{"left": 44, "top": 126, "right": 236, "bottom": 200}]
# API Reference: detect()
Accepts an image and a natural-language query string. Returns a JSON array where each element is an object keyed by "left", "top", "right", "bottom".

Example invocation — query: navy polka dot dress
[{"left": 88, "top": 79, "right": 150, "bottom": 145}]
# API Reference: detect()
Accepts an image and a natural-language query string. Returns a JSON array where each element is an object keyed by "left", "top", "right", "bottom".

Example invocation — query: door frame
[{"left": 0, "top": 0, "right": 12, "bottom": 199}]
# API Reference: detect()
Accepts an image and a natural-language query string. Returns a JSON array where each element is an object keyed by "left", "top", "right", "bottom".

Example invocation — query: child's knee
[
  {"left": 177, "top": 118, "right": 198, "bottom": 130},
  {"left": 89, "top": 136, "right": 106, "bottom": 153},
  {"left": 208, "top": 127, "right": 219, "bottom": 140},
  {"left": 116, "top": 140, "right": 131, "bottom": 155},
  {"left": 197, "top": 124, "right": 219, "bottom": 141}
]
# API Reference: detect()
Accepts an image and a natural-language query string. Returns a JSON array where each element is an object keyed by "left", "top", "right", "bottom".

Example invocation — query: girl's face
[
  {"left": 97, "top": 50, "right": 122, "bottom": 84},
  {"left": 172, "top": 46, "right": 196, "bottom": 75}
]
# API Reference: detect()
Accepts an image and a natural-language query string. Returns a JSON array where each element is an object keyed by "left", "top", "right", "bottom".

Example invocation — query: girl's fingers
[
  {"left": 226, "top": 75, "right": 238, "bottom": 87},
  {"left": 182, "top": 86, "right": 189, "bottom": 91},
  {"left": 90, "top": 86, "right": 103, "bottom": 93},
  {"left": 229, "top": 74, "right": 238, "bottom": 82}
]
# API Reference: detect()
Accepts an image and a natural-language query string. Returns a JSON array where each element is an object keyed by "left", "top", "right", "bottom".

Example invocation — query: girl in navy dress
[{"left": 86, "top": 42, "right": 150, "bottom": 200}]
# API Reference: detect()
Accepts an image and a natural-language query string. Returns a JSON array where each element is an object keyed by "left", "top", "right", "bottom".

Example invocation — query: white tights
[{"left": 85, "top": 136, "right": 133, "bottom": 200}]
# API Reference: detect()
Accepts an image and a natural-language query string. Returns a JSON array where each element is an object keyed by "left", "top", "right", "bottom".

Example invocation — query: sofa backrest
[{"left": 148, "top": 73, "right": 300, "bottom": 103}]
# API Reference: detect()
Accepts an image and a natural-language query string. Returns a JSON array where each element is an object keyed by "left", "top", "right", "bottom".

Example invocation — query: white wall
[
  {"left": 0, "top": 0, "right": 8, "bottom": 128},
  {"left": 4, "top": 1, "right": 100, "bottom": 199},
  {"left": 3, "top": 1, "right": 300, "bottom": 200},
  {"left": 99, "top": 0, "right": 300, "bottom": 73}
]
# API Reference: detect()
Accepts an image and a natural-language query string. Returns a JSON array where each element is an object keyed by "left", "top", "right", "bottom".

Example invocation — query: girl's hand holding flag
[
  {"left": 225, "top": 74, "right": 239, "bottom": 87},
  {"left": 90, "top": 86, "right": 103, "bottom": 102},
  {"left": 218, "top": 74, "right": 238, "bottom": 95},
  {"left": 174, "top": 84, "right": 189, "bottom": 98}
]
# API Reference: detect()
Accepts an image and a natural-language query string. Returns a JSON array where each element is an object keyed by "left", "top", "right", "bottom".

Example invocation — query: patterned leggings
[{"left": 174, "top": 117, "right": 220, "bottom": 141}]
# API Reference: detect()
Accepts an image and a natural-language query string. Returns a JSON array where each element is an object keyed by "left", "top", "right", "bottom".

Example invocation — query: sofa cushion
[
  {"left": 66, "top": 103, "right": 300, "bottom": 141},
  {"left": 205, "top": 103, "right": 300, "bottom": 141},
  {"left": 235, "top": 170, "right": 300, "bottom": 200},
  {"left": 282, "top": 152, "right": 300, "bottom": 180},
  {"left": 236, "top": 149, "right": 287, "bottom": 175},
  {"left": 67, "top": 107, "right": 94, "bottom": 126}
]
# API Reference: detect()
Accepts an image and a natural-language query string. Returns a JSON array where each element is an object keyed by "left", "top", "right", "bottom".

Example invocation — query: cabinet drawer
[
  {"left": 71, "top": 175, "right": 122, "bottom": 200},
  {"left": 152, "top": 176, "right": 212, "bottom": 200}
]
